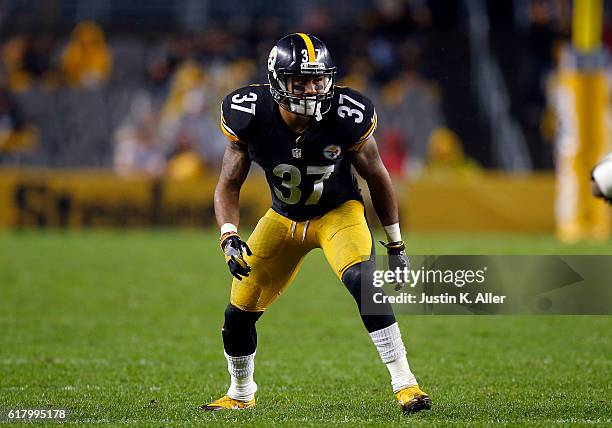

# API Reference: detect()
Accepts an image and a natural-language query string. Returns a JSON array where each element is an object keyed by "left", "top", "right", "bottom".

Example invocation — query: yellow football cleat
[
  {"left": 396, "top": 385, "right": 431, "bottom": 414},
  {"left": 199, "top": 395, "right": 255, "bottom": 411}
]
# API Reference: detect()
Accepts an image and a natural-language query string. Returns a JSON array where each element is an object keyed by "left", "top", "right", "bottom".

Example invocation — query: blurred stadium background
[
  {"left": 0, "top": 0, "right": 610, "bottom": 240},
  {"left": 2, "top": 2, "right": 612, "bottom": 425}
]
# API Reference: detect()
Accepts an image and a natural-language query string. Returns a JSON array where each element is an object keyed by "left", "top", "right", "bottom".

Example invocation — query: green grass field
[{"left": 1, "top": 231, "right": 611, "bottom": 426}]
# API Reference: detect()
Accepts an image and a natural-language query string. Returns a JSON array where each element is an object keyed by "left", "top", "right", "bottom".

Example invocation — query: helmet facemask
[{"left": 270, "top": 62, "right": 336, "bottom": 121}]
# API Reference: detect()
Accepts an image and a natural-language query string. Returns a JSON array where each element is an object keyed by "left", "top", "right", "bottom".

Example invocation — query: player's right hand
[{"left": 220, "top": 232, "right": 252, "bottom": 280}]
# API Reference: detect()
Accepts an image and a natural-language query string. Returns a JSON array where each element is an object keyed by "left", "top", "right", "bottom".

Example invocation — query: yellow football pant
[{"left": 230, "top": 200, "right": 373, "bottom": 312}]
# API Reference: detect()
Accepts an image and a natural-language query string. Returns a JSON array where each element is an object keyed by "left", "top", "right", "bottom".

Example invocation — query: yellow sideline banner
[
  {"left": 0, "top": 169, "right": 576, "bottom": 234},
  {"left": 0, "top": 169, "right": 271, "bottom": 229},
  {"left": 395, "top": 173, "right": 557, "bottom": 234}
]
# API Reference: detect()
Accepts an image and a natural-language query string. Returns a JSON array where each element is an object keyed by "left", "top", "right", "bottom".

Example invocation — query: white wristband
[
  {"left": 220, "top": 223, "right": 238, "bottom": 236},
  {"left": 383, "top": 223, "right": 402, "bottom": 243}
]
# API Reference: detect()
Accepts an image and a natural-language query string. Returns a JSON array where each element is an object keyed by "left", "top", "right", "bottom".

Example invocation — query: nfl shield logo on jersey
[
  {"left": 323, "top": 145, "right": 341, "bottom": 160},
  {"left": 292, "top": 148, "right": 302, "bottom": 158}
]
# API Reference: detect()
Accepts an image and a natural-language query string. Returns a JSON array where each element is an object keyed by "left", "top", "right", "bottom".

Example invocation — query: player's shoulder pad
[
  {"left": 331, "top": 86, "right": 377, "bottom": 151},
  {"left": 220, "top": 84, "right": 269, "bottom": 142}
]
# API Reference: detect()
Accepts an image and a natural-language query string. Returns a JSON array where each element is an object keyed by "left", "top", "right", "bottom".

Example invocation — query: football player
[
  {"left": 200, "top": 33, "right": 431, "bottom": 414},
  {"left": 591, "top": 153, "right": 612, "bottom": 204}
]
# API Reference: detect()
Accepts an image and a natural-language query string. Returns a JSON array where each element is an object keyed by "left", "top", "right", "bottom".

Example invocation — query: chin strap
[
  {"left": 287, "top": 99, "right": 323, "bottom": 121},
  {"left": 315, "top": 102, "right": 322, "bottom": 121}
]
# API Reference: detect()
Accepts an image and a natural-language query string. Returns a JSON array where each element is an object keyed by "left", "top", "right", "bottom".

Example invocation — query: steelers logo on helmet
[
  {"left": 267, "top": 33, "right": 336, "bottom": 121},
  {"left": 323, "top": 145, "right": 341, "bottom": 160},
  {"left": 267, "top": 46, "right": 278, "bottom": 77}
]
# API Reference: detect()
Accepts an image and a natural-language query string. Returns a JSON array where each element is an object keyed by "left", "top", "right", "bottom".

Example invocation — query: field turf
[{"left": 1, "top": 231, "right": 611, "bottom": 426}]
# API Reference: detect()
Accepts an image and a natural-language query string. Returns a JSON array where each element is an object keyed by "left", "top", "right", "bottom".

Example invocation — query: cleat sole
[
  {"left": 402, "top": 396, "right": 432, "bottom": 414},
  {"left": 199, "top": 405, "right": 224, "bottom": 412},
  {"left": 198, "top": 403, "right": 255, "bottom": 411}
]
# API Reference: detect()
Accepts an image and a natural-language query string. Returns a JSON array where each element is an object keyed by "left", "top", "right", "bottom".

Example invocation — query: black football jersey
[{"left": 220, "top": 84, "right": 377, "bottom": 221}]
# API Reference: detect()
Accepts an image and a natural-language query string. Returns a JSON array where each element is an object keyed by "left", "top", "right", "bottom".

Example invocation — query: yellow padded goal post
[{"left": 555, "top": 0, "right": 611, "bottom": 242}]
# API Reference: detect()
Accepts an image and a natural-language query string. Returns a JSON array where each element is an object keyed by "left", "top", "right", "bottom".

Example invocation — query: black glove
[
  {"left": 220, "top": 232, "right": 252, "bottom": 280},
  {"left": 380, "top": 240, "right": 410, "bottom": 291}
]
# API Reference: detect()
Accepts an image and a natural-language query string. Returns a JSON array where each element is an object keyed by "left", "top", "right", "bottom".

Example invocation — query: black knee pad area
[
  {"left": 342, "top": 262, "right": 374, "bottom": 301},
  {"left": 222, "top": 304, "right": 263, "bottom": 357},
  {"left": 342, "top": 262, "right": 396, "bottom": 333}
]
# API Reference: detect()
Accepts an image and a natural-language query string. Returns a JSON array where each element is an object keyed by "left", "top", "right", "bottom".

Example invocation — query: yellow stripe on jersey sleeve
[
  {"left": 347, "top": 139, "right": 368, "bottom": 152},
  {"left": 348, "top": 111, "right": 377, "bottom": 152},
  {"left": 358, "top": 110, "right": 377, "bottom": 142},
  {"left": 220, "top": 116, "right": 240, "bottom": 142}
]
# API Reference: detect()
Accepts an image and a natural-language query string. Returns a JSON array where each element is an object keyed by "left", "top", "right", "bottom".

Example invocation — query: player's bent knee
[
  {"left": 222, "top": 303, "right": 264, "bottom": 357},
  {"left": 341, "top": 262, "right": 372, "bottom": 300},
  {"left": 223, "top": 303, "right": 263, "bottom": 327},
  {"left": 341, "top": 262, "right": 396, "bottom": 333}
]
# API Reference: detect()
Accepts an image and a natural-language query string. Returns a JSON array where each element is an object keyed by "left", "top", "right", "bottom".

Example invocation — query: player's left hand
[
  {"left": 380, "top": 240, "right": 410, "bottom": 291},
  {"left": 220, "top": 232, "right": 253, "bottom": 280}
]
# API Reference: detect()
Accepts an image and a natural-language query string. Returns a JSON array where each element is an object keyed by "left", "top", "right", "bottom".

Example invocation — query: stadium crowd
[{"left": 0, "top": 0, "right": 608, "bottom": 177}]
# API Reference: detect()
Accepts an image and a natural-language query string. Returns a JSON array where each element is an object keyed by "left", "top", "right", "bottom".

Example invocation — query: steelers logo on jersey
[{"left": 323, "top": 145, "right": 341, "bottom": 160}]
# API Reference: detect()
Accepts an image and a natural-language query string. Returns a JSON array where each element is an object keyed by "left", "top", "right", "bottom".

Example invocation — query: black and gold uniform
[
  {"left": 203, "top": 34, "right": 430, "bottom": 417},
  {"left": 221, "top": 84, "right": 377, "bottom": 221},
  {"left": 220, "top": 84, "right": 378, "bottom": 311}
]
